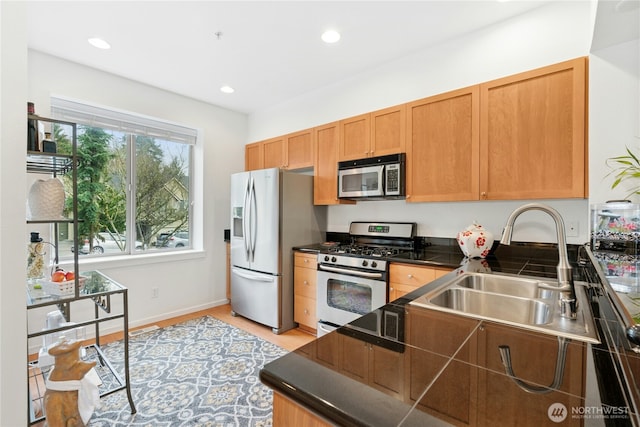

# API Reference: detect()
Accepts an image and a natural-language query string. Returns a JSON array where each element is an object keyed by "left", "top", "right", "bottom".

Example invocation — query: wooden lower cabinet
[
  {"left": 405, "top": 306, "right": 586, "bottom": 427},
  {"left": 406, "top": 306, "right": 479, "bottom": 427},
  {"left": 476, "top": 323, "right": 586, "bottom": 427},
  {"left": 294, "top": 252, "right": 318, "bottom": 333},
  {"left": 313, "top": 332, "right": 404, "bottom": 399},
  {"left": 340, "top": 334, "right": 404, "bottom": 399},
  {"left": 389, "top": 263, "right": 452, "bottom": 301},
  {"left": 273, "top": 392, "right": 334, "bottom": 427}
]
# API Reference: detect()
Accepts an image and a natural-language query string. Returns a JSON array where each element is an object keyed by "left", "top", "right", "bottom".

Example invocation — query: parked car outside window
[
  {"left": 157, "top": 231, "right": 189, "bottom": 248},
  {"left": 76, "top": 232, "right": 143, "bottom": 254}
]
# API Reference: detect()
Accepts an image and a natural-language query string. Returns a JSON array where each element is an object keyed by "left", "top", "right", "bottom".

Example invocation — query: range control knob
[
  {"left": 362, "top": 260, "right": 368, "bottom": 267},
  {"left": 331, "top": 256, "right": 337, "bottom": 263},
  {"left": 371, "top": 261, "right": 377, "bottom": 268},
  {"left": 324, "top": 255, "right": 330, "bottom": 262}
]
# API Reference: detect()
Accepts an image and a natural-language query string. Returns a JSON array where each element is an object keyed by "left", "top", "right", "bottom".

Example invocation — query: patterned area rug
[{"left": 89, "top": 316, "right": 288, "bottom": 426}]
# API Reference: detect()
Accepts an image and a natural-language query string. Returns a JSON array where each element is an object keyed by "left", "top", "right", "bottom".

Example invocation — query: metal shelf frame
[{"left": 25, "top": 115, "right": 136, "bottom": 424}]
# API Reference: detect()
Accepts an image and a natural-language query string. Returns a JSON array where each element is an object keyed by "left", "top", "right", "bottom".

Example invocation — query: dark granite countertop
[{"left": 263, "top": 243, "right": 640, "bottom": 426}]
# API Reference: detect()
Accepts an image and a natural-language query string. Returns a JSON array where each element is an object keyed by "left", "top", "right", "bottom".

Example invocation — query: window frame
[{"left": 51, "top": 96, "right": 200, "bottom": 261}]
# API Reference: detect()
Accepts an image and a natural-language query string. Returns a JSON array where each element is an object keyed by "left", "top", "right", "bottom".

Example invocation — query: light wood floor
[{"left": 99, "top": 304, "right": 316, "bottom": 352}]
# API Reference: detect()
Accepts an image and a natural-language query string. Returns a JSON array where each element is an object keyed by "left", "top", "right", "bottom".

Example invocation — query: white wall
[
  {"left": 25, "top": 51, "right": 247, "bottom": 349},
  {"left": 0, "top": 2, "right": 29, "bottom": 425},
  {"left": 248, "top": 1, "right": 597, "bottom": 245},
  {"left": 589, "top": 38, "right": 640, "bottom": 204}
]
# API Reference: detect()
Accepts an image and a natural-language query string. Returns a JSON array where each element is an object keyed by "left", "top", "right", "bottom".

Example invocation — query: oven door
[
  {"left": 316, "top": 265, "right": 387, "bottom": 335},
  {"left": 338, "top": 165, "right": 384, "bottom": 199}
]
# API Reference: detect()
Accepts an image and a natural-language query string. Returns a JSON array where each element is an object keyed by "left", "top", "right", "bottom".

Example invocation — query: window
[{"left": 51, "top": 97, "right": 195, "bottom": 257}]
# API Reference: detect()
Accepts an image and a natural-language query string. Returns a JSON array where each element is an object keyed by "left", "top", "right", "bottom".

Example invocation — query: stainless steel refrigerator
[{"left": 230, "top": 168, "right": 326, "bottom": 334}]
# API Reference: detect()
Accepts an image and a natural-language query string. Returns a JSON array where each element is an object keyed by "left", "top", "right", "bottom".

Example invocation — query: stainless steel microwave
[{"left": 338, "top": 153, "right": 406, "bottom": 200}]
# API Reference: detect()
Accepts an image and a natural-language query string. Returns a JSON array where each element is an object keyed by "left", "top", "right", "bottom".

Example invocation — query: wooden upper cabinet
[
  {"left": 314, "top": 122, "right": 355, "bottom": 205},
  {"left": 339, "top": 106, "right": 406, "bottom": 161},
  {"left": 247, "top": 57, "right": 587, "bottom": 200},
  {"left": 371, "top": 105, "right": 406, "bottom": 157},
  {"left": 339, "top": 113, "right": 371, "bottom": 161},
  {"left": 245, "top": 141, "right": 263, "bottom": 171},
  {"left": 263, "top": 136, "right": 286, "bottom": 169},
  {"left": 479, "top": 57, "right": 588, "bottom": 200},
  {"left": 285, "top": 129, "right": 314, "bottom": 170},
  {"left": 406, "top": 86, "right": 480, "bottom": 203}
]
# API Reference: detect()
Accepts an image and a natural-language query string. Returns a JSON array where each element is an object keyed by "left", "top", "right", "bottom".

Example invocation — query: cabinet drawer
[
  {"left": 389, "top": 282, "right": 421, "bottom": 301},
  {"left": 295, "top": 252, "right": 317, "bottom": 268},
  {"left": 389, "top": 264, "right": 453, "bottom": 287},
  {"left": 389, "top": 264, "right": 437, "bottom": 286},
  {"left": 294, "top": 295, "right": 317, "bottom": 329},
  {"left": 294, "top": 266, "right": 317, "bottom": 298}
]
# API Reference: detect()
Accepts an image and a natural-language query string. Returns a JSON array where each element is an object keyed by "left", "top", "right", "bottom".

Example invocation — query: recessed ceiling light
[
  {"left": 220, "top": 86, "right": 235, "bottom": 94},
  {"left": 321, "top": 30, "right": 341, "bottom": 44},
  {"left": 88, "top": 37, "right": 111, "bottom": 50}
]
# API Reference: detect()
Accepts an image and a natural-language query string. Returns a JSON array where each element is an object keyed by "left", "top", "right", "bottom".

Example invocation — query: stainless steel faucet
[{"left": 500, "top": 203, "right": 578, "bottom": 319}]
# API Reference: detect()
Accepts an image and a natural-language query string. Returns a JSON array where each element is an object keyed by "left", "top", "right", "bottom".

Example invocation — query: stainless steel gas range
[{"left": 316, "top": 222, "right": 416, "bottom": 336}]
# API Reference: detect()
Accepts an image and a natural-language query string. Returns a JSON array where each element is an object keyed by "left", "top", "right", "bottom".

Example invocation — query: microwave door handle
[{"left": 318, "top": 264, "right": 384, "bottom": 279}]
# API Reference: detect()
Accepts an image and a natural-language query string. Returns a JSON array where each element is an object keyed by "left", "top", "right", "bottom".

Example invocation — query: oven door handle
[{"left": 318, "top": 264, "right": 384, "bottom": 279}]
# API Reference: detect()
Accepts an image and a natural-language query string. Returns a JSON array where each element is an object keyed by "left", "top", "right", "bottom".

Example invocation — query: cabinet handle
[
  {"left": 304, "top": 309, "right": 309, "bottom": 315},
  {"left": 303, "top": 280, "right": 308, "bottom": 285},
  {"left": 303, "top": 259, "right": 309, "bottom": 263},
  {"left": 407, "top": 274, "right": 413, "bottom": 279},
  {"left": 481, "top": 191, "right": 487, "bottom": 199}
]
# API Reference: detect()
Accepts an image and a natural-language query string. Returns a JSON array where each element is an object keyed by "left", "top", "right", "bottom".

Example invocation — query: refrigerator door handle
[
  {"left": 249, "top": 176, "right": 257, "bottom": 262},
  {"left": 243, "top": 178, "right": 251, "bottom": 261},
  {"left": 232, "top": 267, "right": 275, "bottom": 283}
]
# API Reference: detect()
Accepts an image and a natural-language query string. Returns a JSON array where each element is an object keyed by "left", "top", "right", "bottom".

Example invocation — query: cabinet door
[
  {"left": 294, "top": 266, "right": 316, "bottom": 299},
  {"left": 294, "top": 295, "right": 317, "bottom": 330},
  {"left": 479, "top": 57, "right": 587, "bottom": 200},
  {"left": 263, "top": 136, "right": 285, "bottom": 169},
  {"left": 313, "top": 122, "right": 355, "bottom": 205},
  {"left": 273, "top": 393, "right": 333, "bottom": 427},
  {"left": 371, "top": 105, "right": 406, "bottom": 157},
  {"left": 476, "top": 323, "right": 586, "bottom": 427},
  {"left": 405, "top": 306, "right": 479, "bottom": 426},
  {"left": 285, "top": 129, "right": 314, "bottom": 170},
  {"left": 339, "top": 113, "right": 371, "bottom": 161},
  {"left": 341, "top": 334, "right": 369, "bottom": 382},
  {"left": 245, "top": 141, "right": 263, "bottom": 171},
  {"left": 406, "top": 86, "right": 480, "bottom": 202},
  {"left": 369, "top": 344, "right": 404, "bottom": 399}
]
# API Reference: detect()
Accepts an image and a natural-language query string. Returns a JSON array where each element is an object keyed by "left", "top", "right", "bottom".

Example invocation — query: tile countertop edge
[{"left": 259, "top": 352, "right": 446, "bottom": 427}]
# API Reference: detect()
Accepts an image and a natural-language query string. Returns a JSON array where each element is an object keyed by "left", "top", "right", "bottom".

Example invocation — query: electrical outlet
[
  {"left": 152, "top": 287, "right": 159, "bottom": 298},
  {"left": 567, "top": 221, "right": 579, "bottom": 237}
]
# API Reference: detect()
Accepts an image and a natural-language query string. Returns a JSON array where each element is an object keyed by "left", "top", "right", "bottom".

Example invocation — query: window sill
[{"left": 58, "top": 249, "right": 206, "bottom": 271}]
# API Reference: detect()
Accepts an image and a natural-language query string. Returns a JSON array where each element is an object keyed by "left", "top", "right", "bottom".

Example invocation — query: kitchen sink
[
  {"left": 450, "top": 273, "right": 556, "bottom": 300},
  {"left": 410, "top": 272, "right": 600, "bottom": 344},
  {"left": 429, "top": 288, "right": 553, "bottom": 326}
]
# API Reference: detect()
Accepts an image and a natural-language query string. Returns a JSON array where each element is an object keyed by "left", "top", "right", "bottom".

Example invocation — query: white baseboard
[{"left": 28, "top": 299, "right": 230, "bottom": 355}]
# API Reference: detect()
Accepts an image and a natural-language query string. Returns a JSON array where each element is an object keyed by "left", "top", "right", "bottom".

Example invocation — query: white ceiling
[{"left": 28, "top": 1, "right": 566, "bottom": 114}]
